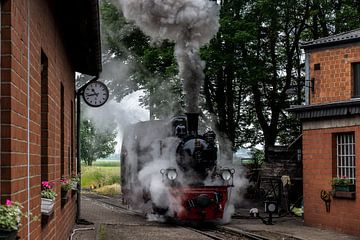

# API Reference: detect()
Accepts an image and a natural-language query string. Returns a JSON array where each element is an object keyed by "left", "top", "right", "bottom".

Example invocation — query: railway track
[
  {"left": 83, "top": 193, "right": 299, "bottom": 240},
  {"left": 187, "top": 226, "right": 276, "bottom": 240}
]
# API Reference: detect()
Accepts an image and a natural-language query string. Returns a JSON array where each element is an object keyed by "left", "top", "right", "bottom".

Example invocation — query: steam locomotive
[{"left": 121, "top": 113, "right": 234, "bottom": 221}]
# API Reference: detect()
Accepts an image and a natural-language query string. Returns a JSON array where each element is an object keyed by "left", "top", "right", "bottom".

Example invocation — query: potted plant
[
  {"left": 0, "top": 200, "right": 22, "bottom": 240},
  {"left": 70, "top": 175, "right": 80, "bottom": 191},
  {"left": 60, "top": 177, "right": 71, "bottom": 200},
  {"left": 332, "top": 176, "right": 356, "bottom": 192},
  {"left": 41, "top": 181, "right": 57, "bottom": 215}
]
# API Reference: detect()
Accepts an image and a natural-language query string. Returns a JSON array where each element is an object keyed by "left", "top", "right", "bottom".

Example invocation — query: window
[
  {"left": 71, "top": 101, "right": 74, "bottom": 175},
  {"left": 335, "top": 132, "right": 356, "bottom": 183},
  {"left": 41, "top": 51, "right": 49, "bottom": 181},
  {"left": 353, "top": 62, "right": 360, "bottom": 98},
  {"left": 314, "top": 63, "right": 321, "bottom": 71},
  {"left": 61, "top": 84, "right": 64, "bottom": 176}
]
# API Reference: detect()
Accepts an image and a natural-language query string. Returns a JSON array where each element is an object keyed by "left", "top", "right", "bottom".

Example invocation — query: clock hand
[{"left": 87, "top": 93, "right": 99, "bottom": 97}]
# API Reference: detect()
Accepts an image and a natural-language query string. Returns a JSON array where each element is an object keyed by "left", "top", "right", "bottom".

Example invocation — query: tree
[
  {"left": 99, "top": 0, "right": 360, "bottom": 161},
  {"left": 201, "top": 0, "right": 259, "bottom": 159},
  {"left": 244, "top": 0, "right": 310, "bottom": 159},
  {"left": 100, "top": 0, "right": 182, "bottom": 119},
  {"left": 80, "top": 119, "right": 117, "bottom": 166}
]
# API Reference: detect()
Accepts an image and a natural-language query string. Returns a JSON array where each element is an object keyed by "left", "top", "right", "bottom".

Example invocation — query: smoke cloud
[
  {"left": 84, "top": 91, "right": 149, "bottom": 153},
  {"left": 118, "top": 0, "right": 220, "bottom": 112},
  {"left": 114, "top": 0, "right": 248, "bottom": 223}
]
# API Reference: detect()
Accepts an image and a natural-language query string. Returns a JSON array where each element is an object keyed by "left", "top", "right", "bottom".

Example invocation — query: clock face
[{"left": 82, "top": 81, "right": 109, "bottom": 107}]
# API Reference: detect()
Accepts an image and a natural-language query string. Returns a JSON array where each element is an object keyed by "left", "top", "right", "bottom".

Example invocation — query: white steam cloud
[
  {"left": 118, "top": 0, "right": 220, "bottom": 112},
  {"left": 114, "top": 0, "right": 247, "bottom": 223},
  {"left": 84, "top": 91, "right": 149, "bottom": 153}
]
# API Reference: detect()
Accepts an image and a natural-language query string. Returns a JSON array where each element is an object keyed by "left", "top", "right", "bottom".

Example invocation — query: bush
[
  {"left": 105, "top": 175, "right": 120, "bottom": 186},
  {"left": 0, "top": 200, "right": 22, "bottom": 231}
]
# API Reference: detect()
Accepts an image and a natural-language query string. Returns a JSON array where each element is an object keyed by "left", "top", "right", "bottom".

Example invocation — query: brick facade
[
  {"left": 0, "top": 0, "right": 98, "bottom": 239},
  {"left": 309, "top": 43, "right": 360, "bottom": 104},
  {"left": 291, "top": 30, "right": 360, "bottom": 236},
  {"left": 302, "top": 125, "right": 360, "bottom": 235}
]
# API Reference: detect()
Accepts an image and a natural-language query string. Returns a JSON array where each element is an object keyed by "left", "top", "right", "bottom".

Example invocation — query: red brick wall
[
  {"left": 1, "top": 0, "right": 77, "bottom": 239},
  {"left": 309, "top": 43, "right": 360, "bottom": 104},
  {"left": 303, "top": 125, "right": 360, "bottom": 235}
]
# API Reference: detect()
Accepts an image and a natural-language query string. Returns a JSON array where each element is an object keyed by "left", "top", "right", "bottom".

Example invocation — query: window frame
[
  {"left": 352, "top": 62, "right": 360, "bottom": 98},
  {"left": 335, "top": 132, "right": 356, "bottom": 184}
]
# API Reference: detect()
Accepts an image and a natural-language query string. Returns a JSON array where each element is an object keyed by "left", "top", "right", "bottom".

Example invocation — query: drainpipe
[
  {"left": 26, "top": 0, "right": 31, "bottom": 239},
  {"left": 0, "top": 0, "right": 2, "bottom": 202},
  {"left": 304, "top": 51, "right": 310, "bottom": 105},
  {"left": 75, "top": 75, "right": 99, "bottom": 222}
]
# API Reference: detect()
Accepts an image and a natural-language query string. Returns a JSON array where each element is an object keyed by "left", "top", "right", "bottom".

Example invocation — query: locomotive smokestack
[{"left": 186, "top": 113, "right": 199, "bottom": 136}]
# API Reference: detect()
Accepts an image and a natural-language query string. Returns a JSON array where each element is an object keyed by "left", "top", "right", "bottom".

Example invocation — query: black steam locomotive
[{"left": 121, "top": 113, "right": 234, "bottom": 221}]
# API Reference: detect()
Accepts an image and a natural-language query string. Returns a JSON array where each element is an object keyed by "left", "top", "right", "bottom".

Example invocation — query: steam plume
[{"left": 118, "top": 0, "right": 220, "bottom": 112}]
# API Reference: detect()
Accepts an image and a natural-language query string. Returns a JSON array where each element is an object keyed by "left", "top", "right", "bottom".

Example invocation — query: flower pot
[
  {"left": 61, "top": 190, "right": 69, "bottom": 200},
  {"left": 41, "top": 198, "right": 54, "bottom": 215},
  {"left": 70, "top": 181, "right": 78, "bottom": 191},
  {"left": 0, "top": 229, "right": 17, "bottom": 240},
  {"left": 334, "top": 184, "right": 356, "bottom": 192}
]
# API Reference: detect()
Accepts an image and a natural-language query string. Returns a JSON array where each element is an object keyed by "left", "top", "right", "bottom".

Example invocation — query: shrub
[{"left": 0, "top": 200, "right": 22, "bottom": 231}]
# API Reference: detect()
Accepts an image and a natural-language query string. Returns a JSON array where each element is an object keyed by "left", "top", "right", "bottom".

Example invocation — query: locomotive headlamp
[
  {"left": 220, "top": 168, "right": 235, "bottom": 181},
  {"left": 167, "top": 169, "right": 178, "bottom": 180},
  {"left": 160, "top": 168, "right": 178, "bottom": 181},
  {"left": 221, "top": 170, "right": 232, "bottom": 181}
]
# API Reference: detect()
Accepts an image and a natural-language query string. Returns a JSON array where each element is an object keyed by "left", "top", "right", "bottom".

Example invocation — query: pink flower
[
  {"left": 41, "top": 181, "right": 52, "bottom": 189},
  {"left": 5, "top": 199, "right": 12, "bottom": 206}
]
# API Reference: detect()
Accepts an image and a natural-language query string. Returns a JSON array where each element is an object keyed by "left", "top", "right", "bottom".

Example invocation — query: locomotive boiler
[{"left": 121, "top": 113, "right": 234, "bottom": 221}]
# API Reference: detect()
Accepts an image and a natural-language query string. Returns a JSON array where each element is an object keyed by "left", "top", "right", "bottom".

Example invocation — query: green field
[{"left": 81, "top": 160, "right": 120, "bottom": 193}]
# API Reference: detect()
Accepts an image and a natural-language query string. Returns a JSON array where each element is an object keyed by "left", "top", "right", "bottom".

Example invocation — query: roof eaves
[
  {"left": 288, "top": 100, "right": 360, "bottom": 120},
  {"left": 300, "top": 28, "right": 360, "bottom": 50}
]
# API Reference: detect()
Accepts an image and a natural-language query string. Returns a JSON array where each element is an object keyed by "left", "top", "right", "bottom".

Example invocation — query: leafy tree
[
  {"left": 201, "top": 0, "right": 259, "bottom": 159},
  {"left": 80, "top": 119, "right": 117, "bottom": 166},
  {"left": 100, "top": 0, "right": 182, "bottom": 118},
  {"left": 99, "top": 0, "right": 360, "bottom": 161}
]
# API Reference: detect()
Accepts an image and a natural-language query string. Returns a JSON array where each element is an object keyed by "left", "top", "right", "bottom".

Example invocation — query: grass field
[{"left": 81, "top": 160, "right": 120, "bottom": 195}]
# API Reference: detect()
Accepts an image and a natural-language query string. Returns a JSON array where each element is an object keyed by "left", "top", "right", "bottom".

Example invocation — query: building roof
[
  {"left": 288, "top": 100, "right": 360, "bottom": 120},
  {"left": 55, "top": 0, "right": 102, "bottom": 76},
  {"left": 301, "top": 28, "right": 360, "bottom": 50}
]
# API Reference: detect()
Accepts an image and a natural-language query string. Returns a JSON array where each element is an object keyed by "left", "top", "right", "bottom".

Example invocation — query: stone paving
[{"left": 70, "top": 194, "right": 360, "bottom": 240}]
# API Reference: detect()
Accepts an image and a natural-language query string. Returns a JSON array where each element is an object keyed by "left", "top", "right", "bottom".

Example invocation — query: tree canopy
[
  {"left": 80, "top": 119, "right": 117, "bottom": 166},
  {"left": 100, "top": 0, "right": 360, "bottom": 160}
]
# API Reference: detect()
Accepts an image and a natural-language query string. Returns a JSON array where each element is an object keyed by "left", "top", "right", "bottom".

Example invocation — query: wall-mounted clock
[{"left": 82, "top": 81, "right": 109, "bottom": 107}]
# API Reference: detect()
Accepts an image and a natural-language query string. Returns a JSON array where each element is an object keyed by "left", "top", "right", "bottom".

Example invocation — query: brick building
[
  {"left": 0, "top": 0, "right": 101, "bottom": 239},
  {"left": 290, "top": 29, "right": 360, "bottom": 236}
]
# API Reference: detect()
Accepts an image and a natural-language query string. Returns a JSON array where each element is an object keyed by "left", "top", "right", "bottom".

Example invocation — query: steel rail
[
  {"left": 82, "top": 194, "right": 142, "bottom": 216},
  {"left": 217, "top": 226, "right": 272, "bottom": 240},
  {"left": 185, "top": 227, "right": 229, "bottom": 240},
  {"left": 83, "top": 193, "right": 291, "bottom": 240}
]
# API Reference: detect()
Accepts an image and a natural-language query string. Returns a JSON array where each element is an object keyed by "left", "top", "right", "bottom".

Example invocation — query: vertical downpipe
[
  {"left": 305, "top": 51, "right": 310, "bottom": 105},
  {"left": 0, "top": 0, "right": 2, "bottom": 201},
  {"left": 26, "top": 0, "right": 31, "bottom": 239}
]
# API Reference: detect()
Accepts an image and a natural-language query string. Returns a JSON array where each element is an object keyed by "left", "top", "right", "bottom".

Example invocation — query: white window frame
[{"left": 336, "top": 132, "right": 356, "bottom": 183}]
